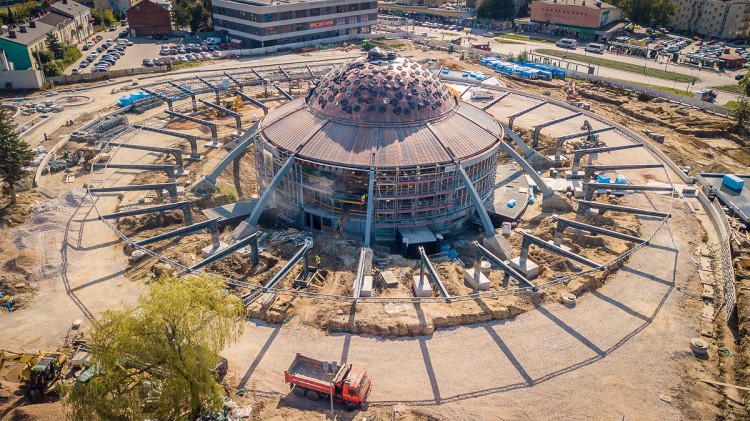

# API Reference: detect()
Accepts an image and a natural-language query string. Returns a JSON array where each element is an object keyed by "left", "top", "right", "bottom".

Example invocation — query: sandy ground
[{"left": 0, "top": 46, "right": 742, "bottom": 419}]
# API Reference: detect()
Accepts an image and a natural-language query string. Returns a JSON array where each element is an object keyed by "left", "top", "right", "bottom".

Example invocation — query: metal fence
[{"left": 697, "top": 189, "right": 737, "bottom": 319}]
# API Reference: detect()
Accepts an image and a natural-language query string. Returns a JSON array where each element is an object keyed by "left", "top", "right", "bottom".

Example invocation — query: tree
[
  {"left": 739, "top": 71, "right": 750, "bottom": 97},
  {"left": 62, "top": 275, "right": 245, "bottom": 420},
  {"left": 6, "top": 6, "right": 14, "bottom": 26},
  {"left": 45, "top": 33, "right": 64, "bottom": 60},
  {"left": 734, "top": 97, "right": 750, "bottom": 132},
  {"left": 611, "top": 0, "right": 674, "bottom": 27},
  {"left": 476, "top": 0, "right": 515, "bottom": 20},
  {"left": 0, "top": 109, "right": 33, "bottom": 205},
  {"left": 102, "top": 9, "right": 115, "bottom": 26},
  {"left": 652, "top": 0, "right": 675, "bottom": 27}
]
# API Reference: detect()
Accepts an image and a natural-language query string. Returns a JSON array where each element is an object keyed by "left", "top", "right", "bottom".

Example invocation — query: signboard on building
[{"left": 310, "top": 20, "right": 334, "bottom": 29}]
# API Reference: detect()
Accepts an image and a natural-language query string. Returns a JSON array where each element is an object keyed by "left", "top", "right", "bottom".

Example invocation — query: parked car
[
  {"left": 109, "top": 25, "right": 116, "bottom": 31},
  {"left": 585, "top": 43, "right": 605, "bottom": 53},
  {"left": 735, "top": 74, "right": 745, "bottom": 80},
  {"left": 556, "top": 38, "right": 578, "bottom": 49},
  {"left": 143, "top": 59, "right": 154, "bottom": 67},
  {"left": 83, "top": 42, "right": 93, "bottom": 50},
  {"left": 212, "top": 50, "right": 222, "bottom": 58},
  {"left": 72, "top": 68, "right": 80, "bottom": 74}
]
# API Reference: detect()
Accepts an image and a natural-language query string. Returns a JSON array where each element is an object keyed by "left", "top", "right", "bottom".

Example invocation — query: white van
[
  {"left": 585, "top": 42, "right": 605, "bottom": 53},
  {"left": 556, "top": 38, "right": 578, "bottom": 49},
  {"left": 116, "top": 38, "right": 128, "bottom": 46}
]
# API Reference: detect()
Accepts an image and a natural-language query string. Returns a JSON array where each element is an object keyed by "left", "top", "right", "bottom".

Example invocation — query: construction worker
[
  {"left": 315, "top": 255, "right": 321, "bottom": 267},
  {"left": 361, "top": 193, "right": 367, "bottom": 204},
  {"left": 2, "top": 295, "right": 11, "bottom": 312}
]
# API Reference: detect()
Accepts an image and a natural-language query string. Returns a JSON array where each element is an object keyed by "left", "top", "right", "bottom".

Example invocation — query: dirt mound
[
  {"left": 9, "top": 402, "right": 64, "bottom": 420},
  {"left": 4, "top": 250, "right": 41, "bottom": 276}
]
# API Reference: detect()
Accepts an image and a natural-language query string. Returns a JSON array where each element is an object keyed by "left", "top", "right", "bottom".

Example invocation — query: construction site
[{"left": 1, "top": 40, "right": 750, "bottom": 420}]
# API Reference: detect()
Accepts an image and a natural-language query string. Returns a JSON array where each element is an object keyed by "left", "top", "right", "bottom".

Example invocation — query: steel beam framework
[
  {"left": 102, "top": 200, "right": 194, "bottom": 225},
  {"left": 473, "top": 241, "right": 536, "bottom": 290},
  {"left": 553, "top": 215, "right": 644, "bottom": 245},
  {"left": 519, "top": 231, "right": 602, "bottom": 270},
  {"left": 571, "top": 143, "right": 644, "bottom": 174},
  {"left": 500, "top": 122, "right": 534, "bottom": 158},
  {"left": 418, "top": 246, "right": 451, "bottom": 300},
  {"left": 481, "top": 92, "right": 511, "bottom": 111},
  {"left": 532, "top": 112, "right": 582, "bottom": 148},
  {"left": 352, "top": 247, "right": 371, "bottom": 301},
  {"left": 132, "top": 125, "right": 202, "bottom": 160},
  {"left": 457, "top": 163, "right": 496, "bottom": 238},
  {"left": 164, "top": 110, "right": 218, "bottom": 143},
  {"left": 93, "top": 163, "right": 180, "bottom": 181},
  {"left": 186, "top": 230, "right": 260, "bottom": 273},
  {"left": 582, "top": 182, "right": 674, "bottom": 201},
  {"left": 244, "top": 237, "right": 313, "bottom": 305},
  {"left": 106, "top": 142, "right": 185, "bottom": 170},
  {"left": 199, "top": 99, "right": 242, "bottom": 131},
  {"left": 582, "top": 163, "right": 664, "bottom": 183},
  {"left": 498, "top": 140, "right": 554, "bottom": 198},
  {"left": 555, "top": 127, "right": 616, "bottom": 163},
  {"left": 168, "top": 81, "right": 197, "bottom": 111},
  {"left": 134, "top": 218, "right": 220, "bottom": 248},
  {"left": 196, "top": 76, "right": 221, "bottom": 104},
  {"left": 89, "top": 182, "right": 180, "bottom": 203},
  {"left": 508, "top": 101, "right": 547, "bottom": 129},
  {"left": 273, "top": 84, "right": 293, "bottom": 100},
  {"left": 235, "top": 91, "right": 269, "bottom": 115},
  {"left": 574, "top": 199, "right": 671, "bottom": 218},
  {"left": 140, "top": 88, "right": 173, "bottom": 110}
]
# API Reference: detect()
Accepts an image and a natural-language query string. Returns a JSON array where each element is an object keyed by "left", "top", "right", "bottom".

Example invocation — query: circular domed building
[{"left": 254, "top": 48, "right": 503, "bottom": 247}]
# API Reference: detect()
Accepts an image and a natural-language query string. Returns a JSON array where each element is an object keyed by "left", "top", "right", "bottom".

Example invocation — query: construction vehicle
[
  {"left": 284, "top": 353, "right": 371, "bottom": 411},
  {"left": 471, "top": 43, "right": 491, "bottom": 51},
  {"left": 0, "top": 350, "right": 68, "bottom": 403},
  {"left": 567, "top": 81, "right": 580, "bottom": 102},
  {"left": 695, "top": 88, "right": 717, "bottom": 103}
]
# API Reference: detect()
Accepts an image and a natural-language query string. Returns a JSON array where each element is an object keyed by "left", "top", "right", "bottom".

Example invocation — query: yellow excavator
[{"left": 0, "top": 350, "right": 68, "bottom": 403}]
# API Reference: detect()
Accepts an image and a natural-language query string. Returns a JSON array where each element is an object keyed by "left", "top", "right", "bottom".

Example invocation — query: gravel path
[{"left": 223, "top": 203, "right": 698, "bottom": 421}]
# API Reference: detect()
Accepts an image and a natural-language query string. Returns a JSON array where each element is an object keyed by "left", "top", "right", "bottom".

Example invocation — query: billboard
[{"left": 310, "top": 20, "right": 335, "bottom": 29}]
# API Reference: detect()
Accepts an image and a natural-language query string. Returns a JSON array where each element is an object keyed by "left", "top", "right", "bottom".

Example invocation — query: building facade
[
  {"left": 530, "top": 0, "right": 622, "bottom": 29},
  {"left": 0, "top": 1, "right": 92, "bottom": 70},
  {"left": 127, "top": 0, "right": 173, "bottom": 37},
  {"left": 670, "top": 0, "right": 750, "bottom": 39},
  {"left": 377, "top": 2, "right": 475, "bottom": 24},
  {"left": 212, "top": 0, "right": 377, "bottom": 49}
]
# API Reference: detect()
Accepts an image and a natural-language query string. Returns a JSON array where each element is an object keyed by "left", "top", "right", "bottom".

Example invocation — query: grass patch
[
  {"left": 536, "top": 48, "right": 697, "bottom": 83},
  {"left": 724, "top": 100, "right": 741, "bottom": 110},
  {"left": 170, "top": 60, "right": 203, "bottom": 71},
  {"left": 440, "top": 31, "right": 460, "bottom": 37},
  {"left": 493, "top": 37, "right": 524, "bottom": 45},
  {"left": 501, "top": 34, "right": 554, "bottom": 43},
  {"left": 713, "top": 84, "right": 743, "bottom": 94},
  {"left": 634, "top": 83, "right": 693, "bottom": 97}
]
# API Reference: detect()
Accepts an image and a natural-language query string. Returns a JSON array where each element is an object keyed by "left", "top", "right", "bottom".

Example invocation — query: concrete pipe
[{"left": 561, "top": 293, "right": 577, "bottom": 307}]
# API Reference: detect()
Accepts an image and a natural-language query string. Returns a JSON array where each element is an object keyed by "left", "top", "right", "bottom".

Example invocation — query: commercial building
[
  {"left": 670, "top": 0, "right": 750, "bottom": 40},
  {"left": 0, "top": 0, "right": 92, "bottom": 71},
  {"left": 109, "top": 0, "right": 141, "bottom": 12},
  {"left": 211, "top": 0, "right": 377, "bottom": 49},
  {"left": 522, "top": 0, "right": 624, "bottom": 41},
  {"left": 377, "top": 2, "right": 475, "bottom": 24},
  {"left": 127, "top": 0, "right": 173, "bottom": 37}
]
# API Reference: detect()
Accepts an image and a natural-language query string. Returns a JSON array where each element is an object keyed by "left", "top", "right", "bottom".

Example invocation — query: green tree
[
  {"left": 45, "top": 33, "right": 64, "bottom": 60},
  {"left": 0, "top": 109, "right": 33, "bottom": 205},
  {"left": 476, "top": 0, "right": 515, "bottom": 20},
  {"left": 62, "top": 275, "right": 245, "bottom": 420},
  {"left": 102, "top": 9, "right": 115, "bottom": 26},
  {"left": 734, "top": 97, "right": 750, "bottom": 132},
  {"left": 740, "top": 70, "right": 750, "bottom": 97},
  {"left": 6, "top": 6, "right": 15, "bottom": 26},
  {"left": 611, "top": 0, "right": 674, "bottom": 27}
]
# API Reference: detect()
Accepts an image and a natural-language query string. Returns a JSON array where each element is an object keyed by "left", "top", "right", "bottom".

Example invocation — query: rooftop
[
  {"left": 538, "top": 0, "right": 619, "bottom": 9},
  {"left": 50, "top": 0, "right": 91, "bottom": 18},
  {"left": 0, "top": 21, "right": 55, "bottom": 46}
]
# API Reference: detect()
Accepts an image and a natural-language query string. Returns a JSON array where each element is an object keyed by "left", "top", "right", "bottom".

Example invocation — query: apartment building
[
  {"left": 670, "top": 0, "right": 750, "bottom": 39},
  {"left": 212, "top": 0, "right": 377, "bottom": 48}
]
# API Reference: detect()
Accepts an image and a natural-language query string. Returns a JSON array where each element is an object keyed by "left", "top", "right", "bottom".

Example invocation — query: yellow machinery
[{"left": 0, "top": 350, "right": 68, "bottom": 403}]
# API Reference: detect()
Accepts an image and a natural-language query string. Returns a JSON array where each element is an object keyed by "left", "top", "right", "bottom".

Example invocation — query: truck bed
[{"left": 286, "top": 354, "right": 339, "bottom": 385}]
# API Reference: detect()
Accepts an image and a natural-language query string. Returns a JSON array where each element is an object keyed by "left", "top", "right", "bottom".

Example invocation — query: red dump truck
[{"left": 284, "top": 353, "right": 371, "bottom": 411}]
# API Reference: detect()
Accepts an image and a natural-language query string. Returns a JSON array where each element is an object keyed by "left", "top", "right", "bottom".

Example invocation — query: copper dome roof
[
  {"left": 306, "top": 49, "right": 457, "bottom": 125},
  {"left": 259, "top": 52, "right": 503, "bottom": 168}
]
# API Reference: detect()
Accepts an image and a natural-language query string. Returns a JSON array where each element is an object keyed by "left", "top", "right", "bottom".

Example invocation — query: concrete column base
[{"left": 509, "top": 257, "right": 540, "bottom": 280}]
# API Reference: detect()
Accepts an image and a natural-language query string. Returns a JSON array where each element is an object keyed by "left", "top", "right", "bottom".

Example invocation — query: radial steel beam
[
  {"left": 532, "top": 112, "right": 582, "bottom": 148},
  {"left": 571, "top": 143, "right": 644, "bottom": 174},
  {"left": 555, "top": 126, "right": 617, "bottom": 164},
  {"left": 249, "top": 67, "right": 266, "bottom": 82},
  {"left": 364, "top": 170, "right": 375, "bottom": 248},
  {"left": 92, "top": 163, "right": 179, "bottom": 181},
  {"left": 419, "top": 246, "right": 451, "bottom": 300},
  {"left": 583, "top": 183, "right": 674, "bottom": 201},
  {"left": 553, "top": 215, "right": 644, "bottom": 245},
  {"left": 132, "top": 125, "right": 201, "bottom": 159},
  {"left": 278, "top": 66, "right": 291, "bottom": 79},
  {"left": 164, "top": 110, "right": 217, "bottom": 143},
  {"left": 457, "top": 163, "right": 496, "bottom": 238},
  {"left": 481, "top": 92, "right": 511, "bottom": 111},
  {"left": 101, "top": 200, "right": 194, "bottom": 225},
  {"left": 519, "top": 231, "right": 602, "bottom": 269},
  {"left": 196, "top": 76, "right": 222, "bottom": 104},
  {"left": 106, "top": 142, "right": 185, "bottom": 169},
  {"left": 89, "top": 182, "right": 180, "bottom": 202},
  {"left": 582, "top": 163, "right": 664, "bottom": 183},
  {"left": 235, "top": 90, "right": 269, "bottom": 115},
  {"left": 134, "top": 218, "right": 220, "bottom": 248},
  {"left": 498, "top": 141, "right": 554, "bottom": 198},
  {"left": 352, "top": 247, "right": 370, "bottom": 300},
  {"left": 186, "top": 230, "right": 260, "bottom": 273},
  {"left": 305, "top": 65, "right": 315, "bottom": 77},
  {"left": 574, "top": 200, "right": 671, "bottom": 218},
  {"left": 473, "top": 241, "right": 536, "bottom": 290},
  {"left": 223, "top": 72, "right": 243, "bottom": 91},
  {"left": 508, "top": 101, "right": 547, "bottom": 129},
  {"left": 199, "top": 99, "right": 242, "bottom": 131},
  {"left": 500, "top": 122, "right": 534, "bottom": 158},
  {"left": 273, "top": 84, "right": 293, "bottom": 101},
  {"left": 246, "top": 154, "right": 296, "bottom": 227},
  {"left": 140, "top": 88, "right": 173, "bottom": 110},
  {"left": 168, "top": 81, "right": 197, "bottom": 111}
]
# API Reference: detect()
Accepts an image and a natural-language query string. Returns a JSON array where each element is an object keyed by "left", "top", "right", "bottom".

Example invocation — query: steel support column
[{"left": 364, "top": 170, "right": 375, "bottom": 248}]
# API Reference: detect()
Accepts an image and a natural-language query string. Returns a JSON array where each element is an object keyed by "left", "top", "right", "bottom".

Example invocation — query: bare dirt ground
[{"left": 0, "top": 46, "right": 745, "bottom": 419}]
